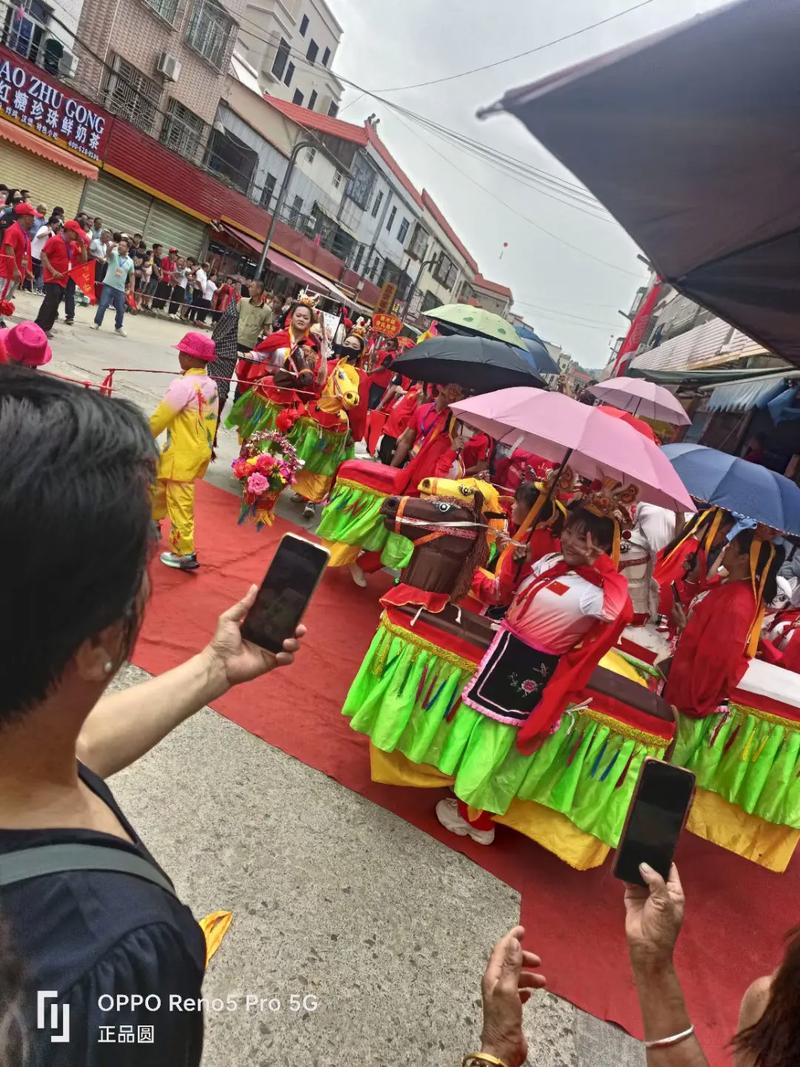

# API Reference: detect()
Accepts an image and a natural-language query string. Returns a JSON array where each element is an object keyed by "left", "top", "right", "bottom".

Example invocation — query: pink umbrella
[
  {"left": 450, "top": 387, "right": 694, "bottom": 511},
  {"left": 588, "top": 376, "right": 691, "bottom": 425}
]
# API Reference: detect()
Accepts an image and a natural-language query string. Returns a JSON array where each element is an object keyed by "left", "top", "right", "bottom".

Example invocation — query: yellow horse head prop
[
  {"left": 317, "top": 362, "right": 361, "bottom": 421},
  {"left": 417, "top": 477, "right": 507, "bottom": 545}
]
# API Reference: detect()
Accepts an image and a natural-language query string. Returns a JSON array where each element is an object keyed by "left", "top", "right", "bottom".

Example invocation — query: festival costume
[
  {"left": 653, "top": 508, "right": 727, "bottom": 617},
  {"left": 150, "top": 365, "right": 219, "bottom": 556},
  {"left": 761, "top": 609, "right": 800, "bottom": 672}
]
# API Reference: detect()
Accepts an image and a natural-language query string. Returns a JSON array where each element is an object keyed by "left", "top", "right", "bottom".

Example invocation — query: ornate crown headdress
[
  {"left": 350, "top": 323, "right": 367, "bottom": 338},
  {"left": 298, "top": 291, "right": 319, "bottom": 308},
  {"left": 580, "top": 477, "right": 639, "bottom": 562}
]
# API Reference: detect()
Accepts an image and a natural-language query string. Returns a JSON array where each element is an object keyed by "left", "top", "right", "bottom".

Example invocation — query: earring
[{"left": 104, "top": 661, "right": 114, "bottom": 674}]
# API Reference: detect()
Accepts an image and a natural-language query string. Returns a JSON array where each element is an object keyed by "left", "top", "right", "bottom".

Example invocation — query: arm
[
  {"left": 391, "top": 425, "right": 416, "bottom": 467},
  {"left": 40, "top": 249, "right": 63, "bottom": 280},
  {"left": 625, "top": 865, "right": 709, "bottom": 1067},
  {"left": 2, "top": 242, "right": 20, "bottom": 282},
  {"left": 477, "top": 926, "right": 546, "bottom": 1067},
  {"left": 77, "top": 586, "right": 304, "bottom": 778},
  {"left": 148, "top": 377, "right": 194, "bottom": 438}
]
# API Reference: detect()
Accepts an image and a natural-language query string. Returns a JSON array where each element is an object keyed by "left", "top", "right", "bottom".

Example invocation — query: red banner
[{"left": 69, "top": 259, "right": 96, "bottom": 304}]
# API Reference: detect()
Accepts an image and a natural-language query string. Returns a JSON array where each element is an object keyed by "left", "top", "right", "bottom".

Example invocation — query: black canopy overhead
[{"left": 481, "top": 0, "right": 800, "bottom": 366}]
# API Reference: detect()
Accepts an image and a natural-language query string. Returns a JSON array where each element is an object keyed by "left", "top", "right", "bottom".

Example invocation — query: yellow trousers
[{"left": 152, "top": 479, "right": 196, "bottom": 556}]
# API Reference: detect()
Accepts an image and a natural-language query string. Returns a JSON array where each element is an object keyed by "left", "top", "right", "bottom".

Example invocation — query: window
[
  {"left": 409, "top": 222, "right": 428, "bottom": 259},
  {"left": 371, "top": 190, "right": 383, "bottom": 218},
  {"left": 352, "top": 244, "right": 364, "bottom": 273},
  {"left": 306, "top": 39, "right": 318, "bottom": 63},
  {"left": 346, "top": 155, "right": 377, "bottom": 210},
  {"left": 299, "top": 13, "right": 309, "bottom": 35},
  {"left": 322, "top": 46, "right": 331, "bottom": 66},
  {"left": 283, "top": 61, "right": 294, "bottom": 87},
  {"left": 433, "top": 251, "right": 456, "bottom": 287},
  {"left": 272, "top": 37, "right": 290, "bottom": 79},
  {"left": 143, "top": 0, "right": 179, "bottom": 23},
  {"left": 386, "top": 206, "right": 396, "bottom": 233},
  {"left": 161, "top": 98, "right": 206, "bottom": 163},
  {"left": 289, "top": 195, "right": 304, "bottom": 227},
  {"left": 260, "top": 172, "right": 277, "bottom": 209},
  {"left": 368, "top": 254, "right": 380, "bottom": 281},
  {"left": 332, "top": 170, "right": 343, "bottom": 190},
  {"left": 327, "top": 100, "right": 338, "bottom": 117},
  {"left": 308, "top": 89, "right": 318, "bottom": 110},
  {"left": 292, "top": 89, "right": 304, "bottom": 106},
  {"left": 185, "top": 0, "right": 235, "bottom": 69},
  {"left": 397, "top": 217, "right": 409, "bottom": 242},
  {"left": 103, "top": 54, "right": 160, "bottom": 136},
  {"left": 306, "top": 147, "right": 316, "bottom": 164}
]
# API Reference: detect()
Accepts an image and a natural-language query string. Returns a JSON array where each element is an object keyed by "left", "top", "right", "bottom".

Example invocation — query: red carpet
[{"left": 134, "top": 482, "right": 798, "bottom": 1065}]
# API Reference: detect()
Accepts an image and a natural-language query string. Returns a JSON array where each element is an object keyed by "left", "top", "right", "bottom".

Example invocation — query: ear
[{"left": 73, "top": 621, "right": 127, "bottom": 683}]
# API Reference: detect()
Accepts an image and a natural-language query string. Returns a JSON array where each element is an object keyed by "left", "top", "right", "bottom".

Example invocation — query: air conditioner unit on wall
[
  {"left": 58, "top": 51, "right": 79, "bottom": 79},
  {"left": 156, "top": 52, "right": 181, "bottom": 81}
]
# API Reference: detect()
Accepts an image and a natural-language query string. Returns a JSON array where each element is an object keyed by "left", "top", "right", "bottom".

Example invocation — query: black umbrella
[
  {"left": 519, "top": 333, "right": 559, "bottom": 376},
  {"left": 392, "top": 335, "right": 547, "bottom": 392},
  {"left": 483, "top": 0, "right": 800, "bottom": 366}
]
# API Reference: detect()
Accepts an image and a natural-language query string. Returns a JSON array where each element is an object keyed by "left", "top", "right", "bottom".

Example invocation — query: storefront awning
[
  {"left": 267, "top": 248, "right": 349, "bottom": 302},
  {"left": 706, "top": 372, "right": 796, "bottom": 413},
  {"left": 213, "top": 220, "right": 263, "bottom": 256},
  {"left": 0, "top": 116, "right": 98, "bottom": 180}
]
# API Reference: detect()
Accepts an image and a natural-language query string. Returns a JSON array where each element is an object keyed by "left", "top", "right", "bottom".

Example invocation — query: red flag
[
  {"left": 126, "top": 289, "right": 137, "bottom": 310},
  {"left": 69, "top": 259, "right": 97, "bottom": 304}
]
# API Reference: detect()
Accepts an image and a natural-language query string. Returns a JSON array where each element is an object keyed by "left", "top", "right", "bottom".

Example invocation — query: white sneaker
[
  {"left": 435, "top": 798, "right": 495, "bottom": 845},
  {"left": 90, "top": 323, "right": 100, "bottom": 330},
  {"left": 115, "top": 327, "right": 127, "bottom": 337},
  {"left": 349, "top": 561, "right": 367, "bottom": 588},
  {"left": 303, "top": 501, "right": 316, "bottom": 520}
]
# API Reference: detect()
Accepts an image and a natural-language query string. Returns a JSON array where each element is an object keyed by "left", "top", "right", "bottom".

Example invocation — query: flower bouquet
[{"left": 232, "top": 430, "right": 302, "bottom": 529}]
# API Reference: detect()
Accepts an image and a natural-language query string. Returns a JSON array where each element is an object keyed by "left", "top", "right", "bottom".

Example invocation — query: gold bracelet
[{"left": 462, "top": 1054, "right": 510, "bottom": 1067}]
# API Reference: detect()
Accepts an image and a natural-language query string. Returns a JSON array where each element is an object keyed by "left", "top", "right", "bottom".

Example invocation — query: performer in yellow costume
[{"left": 150, "top": 332, "right": 219, "bottom": 571}]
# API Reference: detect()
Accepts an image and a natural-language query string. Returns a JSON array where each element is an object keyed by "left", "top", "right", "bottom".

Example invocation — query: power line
[{"left": 372, "top": 0, "right": 657, "bottom": 92}]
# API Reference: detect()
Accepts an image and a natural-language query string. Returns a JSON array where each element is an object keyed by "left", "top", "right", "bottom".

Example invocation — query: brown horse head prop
[{"left": 380, "top": 493, "right": 489, "bottom": 601}]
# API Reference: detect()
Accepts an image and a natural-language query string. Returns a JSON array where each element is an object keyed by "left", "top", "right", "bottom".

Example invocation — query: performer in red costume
[
  {"left": 664, "top": 528, "right": 782, "bottom": 717},
  {"left": 653, "top": 507, "right": 733, "bottom": 622}
]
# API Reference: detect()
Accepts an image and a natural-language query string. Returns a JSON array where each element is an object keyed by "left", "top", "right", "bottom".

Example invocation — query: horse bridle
[{"left": 392, "top": 496, "right": 481, "bottom": 546}]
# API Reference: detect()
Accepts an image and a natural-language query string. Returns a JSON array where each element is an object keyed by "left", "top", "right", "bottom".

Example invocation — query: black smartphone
[
  {"left": 241, "top": 534, "right": 329, "bottom": 653},
  {"left": 613, "top": 759, "right": 695, "bottom": 886}
]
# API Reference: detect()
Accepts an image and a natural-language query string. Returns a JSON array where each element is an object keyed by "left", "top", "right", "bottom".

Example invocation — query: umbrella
[
  {"left": 451, "top": 388, "right": 694, "bottom": 511},
  {"left": 589, "top": 377, "right": 690, "bottom": 426},
  {"left": 519, "top": 334, "right": 559, "bottom": 376},
  {"left": 423, "top": 303, "right": 526, "bottom": 350},
  {"left": 392, "top": 335, "right": 546, "bottom": 393},
  {"left": 485, "top": 0, "right": 800, "bottom": 367},
  {"left": 662, "top": 443, "right": 800, "bottom": 536},
  {"left": 597, "top": 405, "right": 657, "bottom": 443}
]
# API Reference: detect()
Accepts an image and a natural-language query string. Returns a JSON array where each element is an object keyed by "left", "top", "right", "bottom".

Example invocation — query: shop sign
[
  {"left": 372, "top": 312, "right": 403, "bottom": 337},
  {"left": 375, "top": 281, "right": 397, "bottom": 315},
  {"left": 0, "top": 51, "right": 110, "bottom": 162}
]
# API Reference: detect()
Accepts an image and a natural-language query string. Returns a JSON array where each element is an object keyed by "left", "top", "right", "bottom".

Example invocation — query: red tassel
[{"left": 614, "top": 749, "right": 636, "bottom": 789}]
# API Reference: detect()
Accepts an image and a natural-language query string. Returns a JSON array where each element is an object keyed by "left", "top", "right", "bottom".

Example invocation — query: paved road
[{"left": 11, "top": 293, "right": 645, "bottom": 1065}]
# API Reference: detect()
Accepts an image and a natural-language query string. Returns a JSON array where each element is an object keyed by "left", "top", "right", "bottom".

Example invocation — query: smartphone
[
  {"left": 241, "top": 534, "right": 329, "bottom": 653},
  {"left": 613, "top": 759, "right": 695, "bottom": 886},
  {"left": 670, "top": 581, "right": 681, "bottom": 604}
]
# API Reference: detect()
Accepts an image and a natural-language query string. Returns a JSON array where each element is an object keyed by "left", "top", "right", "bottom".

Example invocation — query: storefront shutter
[
  {"left": 144, "top": 200, "right": 206, "bottom": 260},
  {"left": 80, "top": 173, "right": 150, "bottom": 236},
  {"left": 3, "top": 144, "right": 86, "bottom": 218}
]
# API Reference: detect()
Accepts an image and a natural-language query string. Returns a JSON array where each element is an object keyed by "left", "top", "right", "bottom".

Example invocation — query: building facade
[
  {"left": 459, "top": 272, "right": 513, "bottom": 317},
  {"left": 238, "top": 0, "right": 342, "bottom": 113}
]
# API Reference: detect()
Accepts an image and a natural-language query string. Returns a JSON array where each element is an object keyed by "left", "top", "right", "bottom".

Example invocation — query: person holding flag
[
  {"left": 33, "top": 220, "right": 85, "bottom": 336},
  {"left": 90, "top": 237, "right": 134, "bottom": 337}
]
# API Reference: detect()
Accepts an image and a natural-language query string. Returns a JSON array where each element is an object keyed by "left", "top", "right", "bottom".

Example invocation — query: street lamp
[{"left": 255, "top": 138, "right": 352, "bottom": 280}]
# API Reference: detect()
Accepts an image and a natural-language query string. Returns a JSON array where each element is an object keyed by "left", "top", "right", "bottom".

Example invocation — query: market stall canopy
[
  {"left": 424, "top": 304, "right": 526, "bottom": 349},
  {"left": 484, "top": 0, "right": 800, "bottom": 366},
  {"left": 392, "top": 335, "right": 546, "bottom": 392},
  {"left": 662, "top": 443, "right": 800, "bottom": 536},
  {"left": 589, "top": 377, "right": 690, "bottom": 426},
  {"left": 451, "top": 388, "right": 694, "bottom": 511}
]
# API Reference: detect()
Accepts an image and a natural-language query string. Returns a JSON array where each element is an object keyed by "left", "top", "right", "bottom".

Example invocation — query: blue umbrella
[
  {"left": 518, "top": 333, "right": 559, "bottom": 376},
  {"left": 662, "top": 443, "right": 800, "bottom": 535}
]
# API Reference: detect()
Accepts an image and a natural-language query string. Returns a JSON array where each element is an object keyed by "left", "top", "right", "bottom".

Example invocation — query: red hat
[
  {"left": 63, "top": 219, "right": 83, "bottom": 235},
  {"left": 0, "top": 321, "right": 52, "bottom": 367},
  {"left": 174, "top": 332, "right": 216, "bottom": 362},
  {"left": 14, "top": 202, "right": 43, "bottom": 218}
]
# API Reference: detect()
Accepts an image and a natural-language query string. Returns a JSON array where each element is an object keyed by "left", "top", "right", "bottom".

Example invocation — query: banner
[{"left": 69, "top": 259, "right": 96, "bottom": 304}]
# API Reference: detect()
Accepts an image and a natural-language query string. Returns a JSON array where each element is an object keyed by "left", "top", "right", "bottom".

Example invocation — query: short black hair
[
  {"left": 0, "top": 368, "right": 157, "bottom": 722},
  {"left": 565, "top": 505, "right": 614, "bottom": 553}
]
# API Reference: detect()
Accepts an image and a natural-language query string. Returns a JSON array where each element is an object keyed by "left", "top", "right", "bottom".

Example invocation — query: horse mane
[{"left": 448, "top": 491, "right": 489, "bottom": 603}]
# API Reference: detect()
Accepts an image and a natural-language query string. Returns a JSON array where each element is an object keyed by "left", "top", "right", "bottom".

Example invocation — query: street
[{"left": 13, "top": 291, "right": 645, "bottom": 1066}]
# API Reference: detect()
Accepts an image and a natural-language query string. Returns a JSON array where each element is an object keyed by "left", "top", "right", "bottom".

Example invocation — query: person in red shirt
[
  {"left": 367, "top": 341, "right": 397, "bottom": 408},
  {"left": 33, "top": 220, "right": 84, "bottom": 335},
  {"left": 154, "top": 248, "right": 178, "bottom": 311},
  {"left": 0, "top": 202, "right": 40, "bottom": 302}
]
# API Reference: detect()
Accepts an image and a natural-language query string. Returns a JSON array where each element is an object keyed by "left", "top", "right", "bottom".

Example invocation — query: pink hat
[
  {"left": 0, "top": 321, "right": 52, "bottom": 367},
  {"left": 174, "top": 331, "right": 216, "bottom": 362}
]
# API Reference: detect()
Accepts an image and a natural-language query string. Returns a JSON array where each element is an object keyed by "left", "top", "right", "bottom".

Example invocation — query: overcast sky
[{"left": 330, "top": 0, "right": 731, "bottom": 368}]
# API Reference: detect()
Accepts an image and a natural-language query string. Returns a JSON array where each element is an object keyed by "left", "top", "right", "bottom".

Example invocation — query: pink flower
[
  {"left": 246, "top": 472, "right": 270, "bottom": 495},
  {"left": 257, "top": 452, "right": 275, "bottom": 470},
  {"left": 521, "top": 679, "right": 537, "bottom": 694},
  {"left": 231, "top": 459, "right": 249, "bottom": 480}
]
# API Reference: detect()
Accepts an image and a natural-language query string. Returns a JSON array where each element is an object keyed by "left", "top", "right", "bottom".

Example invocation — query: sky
[{"left": 329, "top": 0, "right": 731, "bottom": 368}]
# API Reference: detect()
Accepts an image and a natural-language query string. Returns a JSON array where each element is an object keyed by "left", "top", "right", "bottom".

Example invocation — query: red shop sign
[{"left": 0, "top": 47, "right": 111, "bottom": 163}]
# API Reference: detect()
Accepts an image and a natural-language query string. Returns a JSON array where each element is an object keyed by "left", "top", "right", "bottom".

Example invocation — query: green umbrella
[{"left": 424, "top": 303, "right": 526, "bottom": 350}]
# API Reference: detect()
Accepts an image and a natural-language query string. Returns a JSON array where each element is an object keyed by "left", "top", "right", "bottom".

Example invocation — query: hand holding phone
[
  {"left": 241, "top": 534, "right": 329, "bottom": 653},
  {"left": 613, "top": 759, "right": 695, "bottom": 886}
]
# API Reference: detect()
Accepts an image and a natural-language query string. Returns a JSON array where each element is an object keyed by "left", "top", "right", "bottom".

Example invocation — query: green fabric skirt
[
  {"left": 291, "top": 417, "right": 354, "bottom": 477},
  {"left": 342, "top": 617, "right": 669, "bottom": 848},
  {"left": 673, "top": 707, "right": 800, "bottom": 828},
  {"left": 316, "top": 479, "right": 414, "bottom": 569},
  {"left": 226, "top": 392, "right": 278, "bottom": 441}
]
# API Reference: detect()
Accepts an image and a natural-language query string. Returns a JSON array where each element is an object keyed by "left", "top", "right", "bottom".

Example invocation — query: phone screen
[
  {"left": 613, "top": 760, "right": 695, "bottom": 886},
  {"left": 241, "top": 535, "right": 329, "bottom": 653}
]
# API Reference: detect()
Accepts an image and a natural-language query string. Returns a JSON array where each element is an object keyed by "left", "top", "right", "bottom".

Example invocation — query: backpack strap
[{"left": 0, "top": 843, "right": 177, "bottom": 897}]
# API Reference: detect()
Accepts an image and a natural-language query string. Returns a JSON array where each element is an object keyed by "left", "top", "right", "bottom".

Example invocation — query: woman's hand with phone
[
  {"left": 624, "top": 862, "right": 685, "bottom": 971},
  {"left": 201, "top": 584, "right": 306, "bottom": 696}
]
